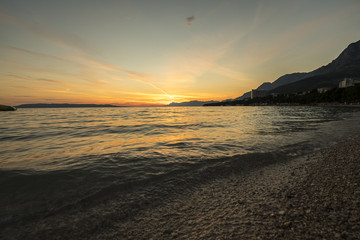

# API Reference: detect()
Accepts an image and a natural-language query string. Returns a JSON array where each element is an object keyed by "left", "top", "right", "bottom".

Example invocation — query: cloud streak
[
  {"left": 0, "top": 10, "right": 96, "bottom": 56},
  {"left": 73, "top": 56, "right": 175, "bottom": 99},
  {"left": 4, "top": 44, "right": 174, "bottom": 101},
  {"left": 7, "top": 46, "right": 69, "bottom": 63},
  {"left": 167, "top": 37, "right": 251, "bottom": 82},
  {"left": 0, "top": 11, "right": 178, "bottom": 102}
]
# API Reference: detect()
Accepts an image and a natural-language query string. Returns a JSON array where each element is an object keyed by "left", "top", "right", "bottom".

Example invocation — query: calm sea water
[{"left": 1, "top": 106, "right": 360, "bottom": 236}]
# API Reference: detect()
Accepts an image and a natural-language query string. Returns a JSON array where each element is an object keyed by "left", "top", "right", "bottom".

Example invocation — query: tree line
[{"left": 205, "top": 84, "right": 360, "bottom": 106}]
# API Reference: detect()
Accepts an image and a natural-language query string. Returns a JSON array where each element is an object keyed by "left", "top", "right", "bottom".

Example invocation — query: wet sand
[{"left": 95, "top": 137, "right": 360, "bottom": 239}]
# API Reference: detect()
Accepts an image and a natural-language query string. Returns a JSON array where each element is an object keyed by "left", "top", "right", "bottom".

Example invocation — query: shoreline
[
  {"left": 1, "top": 136, "right": 360, "bottom": 239},
  {"left": 205, "top": 102, "right": 360, "bottom": 107},
  {"left": 97, "top": 136, "right": 360, "bottom": 239}
]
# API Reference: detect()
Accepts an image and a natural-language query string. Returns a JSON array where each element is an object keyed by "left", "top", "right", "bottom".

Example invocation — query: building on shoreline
[
  {"left": 339, "top": 78, "right": 360, "bottom": 88},
  {"left": 317, "top": 87, "right": 332, "bottom": 93},
  {"left": 251, "top": 89, "right": 268, "bottom": 99}
]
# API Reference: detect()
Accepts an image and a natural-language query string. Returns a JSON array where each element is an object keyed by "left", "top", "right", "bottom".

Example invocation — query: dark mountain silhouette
[
  {"left": 270, "top": 72, "right": 314, "bottom": 89},
  {"left": 256, "top": 82, "right": 272, "bottom": 90},
  {"left": 237, "top": 40, "right": 360, "bottom": 99},
  {"left": 320, "top": 39, "right": 360, "bottom": 73},
  {"left": 236, "top": 82, "right": 272, "bottom": 100},
  {"left": 237, "top": 72, "right": 313, "bottom": 100},
  {"left": 168, "top": 100, "right": 219, "bottom": 106},
  {"left": 269, "top": 40, "right": 360, "bottom": 94}
]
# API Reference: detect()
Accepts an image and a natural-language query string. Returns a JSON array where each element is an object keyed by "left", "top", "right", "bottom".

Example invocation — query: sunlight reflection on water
[
  {"left": 1, "top": 106, "right": 359, "bottom": 171},
  {"left": 1, "top": 106, "right": 360, "bottom": 231}
]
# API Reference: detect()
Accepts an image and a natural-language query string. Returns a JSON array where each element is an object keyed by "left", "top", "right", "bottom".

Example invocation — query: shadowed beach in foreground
[
  {"left": 98, "top": 137, "right": 360, "bottom": 239},
  {"left": 2, "top": 136, "right": 360, "bottom": 239}
]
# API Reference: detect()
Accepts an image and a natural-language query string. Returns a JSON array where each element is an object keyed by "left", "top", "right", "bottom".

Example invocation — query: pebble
[{"left": 278, "top": 210, "right": 285, "bottom": 215}]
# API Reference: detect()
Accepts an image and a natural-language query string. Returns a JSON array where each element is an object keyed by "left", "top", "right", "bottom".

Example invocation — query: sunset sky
[{"left": 1, "top": 0, "right": 360, "bottom": 106}]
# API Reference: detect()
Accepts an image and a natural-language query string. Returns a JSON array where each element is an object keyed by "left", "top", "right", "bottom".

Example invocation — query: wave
[
  {"left": 0, "top": 149, "right": 297, "bottom": 229},
  {"left": 1, "top": 106, "right": 360, "bottom": 235}
]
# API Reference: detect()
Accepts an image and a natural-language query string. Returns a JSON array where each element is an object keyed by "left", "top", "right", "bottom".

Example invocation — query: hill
[
  {"left": 167, "top": 100, "right": 219, "bottom": 106},
  {"left": 269, "top": 40, "right": 360, "bottom": 94},
  {"left": 235, "top": 40, "right": 360, "bottom": 100},
  {"left": 236, "top": 72, "right": 313, "bottom": 100}
]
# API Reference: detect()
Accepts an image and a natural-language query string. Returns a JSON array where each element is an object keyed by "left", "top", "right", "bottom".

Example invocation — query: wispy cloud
[
  {"left": 0, "top": 10, "right": 96, "bottom": 55},
  {"left": 2, "top": 73, "right": 83, "bottom": 89},
  {"left": 167, "top": 38, "right": 251, "bottom": 82},
  {"left": 0, "top": 10, "right": 179, "bottom": 102},
  {"left": 186, "top": 15, "right": 195, "bottom": 26},
  {"left": 4, "top": 44, "right": 175, "bottom": 100},
  {"left": 73, "top": 56, "right": 175, "bottom": 99},
  {"left": 6, "top": 46, "right": 70, "bottom": 63},
  {"left": 240, "top": 1, "right": 360, "bottom": 69}
]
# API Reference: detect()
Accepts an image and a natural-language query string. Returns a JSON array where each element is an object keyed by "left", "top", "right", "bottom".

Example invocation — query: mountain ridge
[
  {"left": 269, "top": 40, "right": 360, "bottom": 94},
  {"left": 236, "top": 40, "right": 360, "bottom": 99}
]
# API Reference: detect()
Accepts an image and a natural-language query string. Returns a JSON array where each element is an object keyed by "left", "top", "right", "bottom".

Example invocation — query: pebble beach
[
  {"left": 2, "top": 136, "right": 360, "bottom": 240},
  {"left": 96, "top": 137, "right": 360, "bottom": 239}
]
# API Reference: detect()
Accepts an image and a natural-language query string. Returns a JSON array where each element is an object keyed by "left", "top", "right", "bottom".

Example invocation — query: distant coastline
[
  {"left": 204, "top": 84, "right": 360, "bottom": 106},
  {"left": 15, "top": 103, "right": 125, "bottom": 108}
]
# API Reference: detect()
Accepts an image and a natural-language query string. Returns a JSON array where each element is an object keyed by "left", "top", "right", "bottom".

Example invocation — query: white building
[
  {"left": 251, "top": 89, "right": 268, "bottom": 99},
  {"left": 339, "top": 78, "right": 360, "bottom": 88},
  {"left": 317, "top": 87, "right": 332, "bottom": 93}
]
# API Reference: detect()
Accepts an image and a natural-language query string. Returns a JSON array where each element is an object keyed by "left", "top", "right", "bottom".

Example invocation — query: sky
[{"left": 1, "top": 0, "right": 360, "bottom": 106}]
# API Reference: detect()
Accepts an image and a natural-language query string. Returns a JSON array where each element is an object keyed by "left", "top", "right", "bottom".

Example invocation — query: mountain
[
  {"left": 270, "top": 72, "right": 314, "bottom": 89},
  {"left": 256, "top": 82, "right": 272, "bottom": 90},
  {"left": 236, "top": 40, "right": 360, "bottom": 99},
  {"left": 269, "top": 40, "right": 360, "bottom": 94},
  {"left": 236, "top": 92, "right": 251, "bottom": 100},
  {"left": 236, "top": 82, "right": 272, "bottom": 100},
  {"left": 167, "top": 100, "right": 219, "bottom": 106},
  {"left": 236, "top": 72, "right": 314, "bottom": 100},
  {"left": 237, "top": 73, "right": 311, "bottom": 99},
  {"left": 16, "top": 103, "right": 123, "bottom": 108},
  {"left": 320, "top": 39, "right": 360, "bottom": 73}
]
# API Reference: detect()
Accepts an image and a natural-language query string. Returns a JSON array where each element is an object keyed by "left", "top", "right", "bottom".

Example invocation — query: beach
[
  {"left": 2, "top": 137, "right": 360, "bottom": 239},
  {"left": 1, "top": 107, "right": 360, "bottom": 239},
  {"left": 94, "top": 136, "right": 360, "bottom": 240},
  {"left": 1, "top": 0, "right": 360, "bottom": 238}
]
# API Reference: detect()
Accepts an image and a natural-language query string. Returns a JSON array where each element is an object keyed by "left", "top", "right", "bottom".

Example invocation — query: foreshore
[
  {"left": 97, "top": 136, "right": 360, "bottom": 239},
  {"left": 2, "top": 136, "right": 360, "bottom": 239}
]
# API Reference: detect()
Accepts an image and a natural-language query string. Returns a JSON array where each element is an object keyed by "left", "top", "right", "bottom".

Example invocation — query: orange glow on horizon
[{"left": 1, "top": 1, "right": 359, "bottom": 107}]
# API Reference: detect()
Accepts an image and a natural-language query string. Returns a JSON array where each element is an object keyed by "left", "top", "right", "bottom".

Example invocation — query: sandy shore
[{"left": 94, "top": 137, "right": 360, "bottom": 240}]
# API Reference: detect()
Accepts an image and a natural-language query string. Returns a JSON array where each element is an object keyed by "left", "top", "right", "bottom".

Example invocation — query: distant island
[
  {"left": 16, "top": 103, "right": 124, "bottom": 108},
  {"left": 167, "top": 100, "right": 219, "bottom": 106}
]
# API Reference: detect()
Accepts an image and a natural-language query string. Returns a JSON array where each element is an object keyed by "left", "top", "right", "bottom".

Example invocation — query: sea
[{"left": 1, "top": 106, "right": 360, "bottom": 237}]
